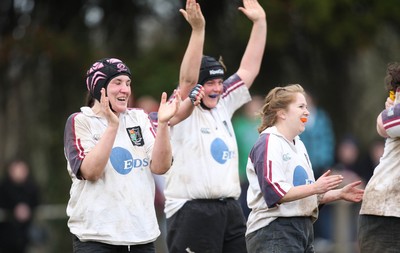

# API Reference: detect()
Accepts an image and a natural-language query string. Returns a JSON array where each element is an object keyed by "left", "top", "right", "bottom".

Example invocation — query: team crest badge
[{"left": 126, "top": 126, "right": 144, "bottom": 146}]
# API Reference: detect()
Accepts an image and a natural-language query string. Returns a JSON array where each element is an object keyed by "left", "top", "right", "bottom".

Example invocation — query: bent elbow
[{"left": 80, "top": 167, "right": 104, "bottom": 182}]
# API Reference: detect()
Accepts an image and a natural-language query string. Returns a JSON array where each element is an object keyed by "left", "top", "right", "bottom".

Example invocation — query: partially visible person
[
  {"left": 358, "top": 62, "right": 400, "bottom": 252},
  {"left": 232, "top": 94, "right": 264, "bottom": 219},
  {"left": 63, "top": 57, "right": 180, "bottom": 253},
  {"left": 0, "top": 159, "right": 40, "bottom": 253},
  {"left": 245, "top": 84, "right": 364, "bottom": 253},
  {"left": 300, "top": 90, "right": 335, "bottom": 179},
  {"left": 161, "top": 0, "right": 267, "bottom": 252}
]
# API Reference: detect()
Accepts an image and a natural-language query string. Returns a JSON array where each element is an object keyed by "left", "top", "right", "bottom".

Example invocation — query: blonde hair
[{"left": 258, "top": 84, "right": 305, "bottom": 133}]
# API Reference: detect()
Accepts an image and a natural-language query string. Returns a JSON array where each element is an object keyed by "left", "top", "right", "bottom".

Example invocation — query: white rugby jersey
[
  {"left": 246, "top": 126, "right": 318, "bottom": 235},
  {"left": 63, "top": 107, "right": 160, "bottom": 245},
  {"left": 360, "top": 137, "right": 400, "bottom": 217},
  {"left": 164, "top": 74, "right": 251, "bottom": 218}
]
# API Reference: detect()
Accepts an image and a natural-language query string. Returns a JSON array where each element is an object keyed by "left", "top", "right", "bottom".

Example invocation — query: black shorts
[
  {"left": 166, "top": 198, "right": 247, "bottom": 253},
  {"left": 72, "top": 235, "right": 155, "bottom": 253}
]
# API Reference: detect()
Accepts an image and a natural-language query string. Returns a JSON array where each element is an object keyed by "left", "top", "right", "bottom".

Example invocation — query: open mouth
[
  {"left": 300, "top": 117, "right": 307, "bottom": 123},
  {"left": 209, "top": 94, "right": 219, "bottom": 98}
]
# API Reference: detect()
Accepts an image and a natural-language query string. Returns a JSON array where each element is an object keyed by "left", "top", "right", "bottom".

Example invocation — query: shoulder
[
  {"left": 66, "top": 107, "right": 96, "bottom": 124},
  {"left": 222, "top": 73, "right": 245, "bottom": 93},
  {"left": 65, "top": 112, "right": 83, "bottom": 126},
  {"left": 252, "top": 133, "right": 272, "bottom": 152}
]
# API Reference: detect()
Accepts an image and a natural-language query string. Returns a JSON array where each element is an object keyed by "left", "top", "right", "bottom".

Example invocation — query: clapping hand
[{"left": 157, "top": 89, "right": 181, "bottom": 125}]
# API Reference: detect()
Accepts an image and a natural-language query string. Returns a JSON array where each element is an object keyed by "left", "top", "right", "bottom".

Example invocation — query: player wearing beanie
[
  {"left": 160, "top": 0, "right": 267, "bottom": 253},
  {"left": 86, "top": 58, "right": 131, "bottom": 102},
  {"left": 63, "top": 54, "right": 180, "bottom": 251},
  {"left": 198, "top": 55, "right": 225, "bottom": 86}
]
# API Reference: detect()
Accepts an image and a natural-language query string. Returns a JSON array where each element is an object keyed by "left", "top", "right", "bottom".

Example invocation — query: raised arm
[
  {"left": 150, "top": 90, "right": 180, "bottom": 174},
  {"left": 179, "top": 0, "right": 205, "bottom": 99},
  {"left": 236, "top": 0, "right": 267, "bottom": 88}
]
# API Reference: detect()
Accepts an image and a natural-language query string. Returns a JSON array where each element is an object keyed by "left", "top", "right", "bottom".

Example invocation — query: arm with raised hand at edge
[
  {"left": 236, "top": 0, "right": 267, "bottom": 89},
  {"left": 179, "top": 0, "right": 205, "bottom": 99}
]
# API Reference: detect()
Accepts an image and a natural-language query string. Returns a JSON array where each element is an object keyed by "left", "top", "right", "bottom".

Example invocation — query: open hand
[
  {"left": 314, "top": 170, "right": 343, "bottom": 194},
  {"left": 157, "top": 89, "right": 181, "bottom": 124},
  {"left": 100, "top": 88, "right": 119, "bottom": 127},
  {"left": 340, "top": 181, "right": 364, "bottom": 202},
  {"left": 238, "top": 0, "right": 266, "bottom": 23},
  {"left": 180, "top": 0, "right": 205, "bottom": 31}
]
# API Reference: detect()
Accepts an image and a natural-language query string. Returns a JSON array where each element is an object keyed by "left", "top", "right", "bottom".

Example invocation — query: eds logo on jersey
[
  {"left": 126, "top": 126, "right": 144, "bottom": 146},
  {"left": 110, "top": 147, "right": 149, "bottom": 174},
  {"left": 293, "top": 165, "right": 310, "bottom": 186},
  {"left": 210, "top": 138, "right": 235, "bottom": 164}
]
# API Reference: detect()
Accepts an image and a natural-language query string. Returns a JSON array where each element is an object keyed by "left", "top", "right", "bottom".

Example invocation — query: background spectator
[
  {"left": 0, "top": 159, "right": 40, "bottom": 253},
  {"left": 314, "top": 135, "right": 364, "bottom": 253}
]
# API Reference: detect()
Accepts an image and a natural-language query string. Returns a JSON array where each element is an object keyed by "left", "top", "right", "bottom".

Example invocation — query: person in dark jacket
[{"left": 0, "top": 159, "right": 40, "bottom": 253}]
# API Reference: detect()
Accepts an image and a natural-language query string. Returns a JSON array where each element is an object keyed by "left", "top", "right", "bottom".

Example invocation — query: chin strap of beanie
[{"left": 86, "top": 58, "right": 131, "bottom": 102}]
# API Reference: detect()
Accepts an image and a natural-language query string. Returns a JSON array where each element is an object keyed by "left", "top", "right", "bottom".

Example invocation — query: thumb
[
  {"left": 160, "top": 92, "right": 167, "bottom": 104},
  {"left": 319, "top": 169, "right": 331, "bottom": 178},
  {"left": 179, "top": 9, "right": 188, "bottom": 21},
  {"left": 238, "top": 7, "right": 247, "bottom": 16}
]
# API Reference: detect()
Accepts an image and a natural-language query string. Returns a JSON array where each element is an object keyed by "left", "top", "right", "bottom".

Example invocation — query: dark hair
[
  {"left": 384, "top": 62, "right": 400, "bottom": 92},
  {"left": 258, "top": 84, "right": 305, "bottom": 133},
  {"left": 85, "top": 91, "right": 95, "bottom": 107}
]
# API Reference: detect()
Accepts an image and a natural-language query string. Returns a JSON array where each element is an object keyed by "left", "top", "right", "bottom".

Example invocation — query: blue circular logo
[
  {"left": 293, "top": 165, "right": 308, "bottom": 186},
  {"left": 110, "top": 147, "right": 133, "bottom": 175},
  {"left": 210, "top": 138, "right": 230, "bottom": 164}
]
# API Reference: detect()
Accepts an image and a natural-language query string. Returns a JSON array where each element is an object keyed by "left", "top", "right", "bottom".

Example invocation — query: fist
[{"left": 189, "top": 84, "right": 204, "bottom": 105}]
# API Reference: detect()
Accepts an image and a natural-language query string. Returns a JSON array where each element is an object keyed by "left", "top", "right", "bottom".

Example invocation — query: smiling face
[
  {"left": 283, "top": 92, "right": 309, "bottom": 136},
  {"left": 106, "top": 75, "right": 131, "bottom": 114},
  {"left": 201, "top": 78, "right": 224, "bottom": 109}
]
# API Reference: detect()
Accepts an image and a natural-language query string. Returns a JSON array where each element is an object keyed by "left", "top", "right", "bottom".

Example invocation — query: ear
[{"left": 277, "top": 109, "right": 286, "bottom": 120}]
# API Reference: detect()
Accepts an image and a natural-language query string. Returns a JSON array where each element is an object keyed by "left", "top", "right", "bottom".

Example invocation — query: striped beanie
[{"left": 86, "top": 58, "right": 131, "bottom": 101}]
